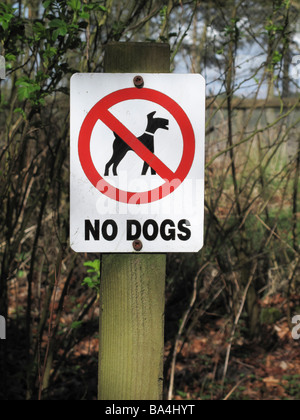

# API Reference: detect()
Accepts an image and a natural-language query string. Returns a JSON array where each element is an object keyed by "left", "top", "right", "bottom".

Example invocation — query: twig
[
  {"left": 182, "top": 285, "right": 225, "bottom": 351},
  {"left": 38, "top": 263, "right": 61, "bottom": 400},
  {"left": 0, "top": 212, "right": 54, "bottom": 250},
  {"left": 223, "top": 376, "right": 249, "bottom": 401},
  {"left": 255, "top": 213, "right": 300, "bottom": 256},
  {"left": 167, "top": 262, "right": 209, "bottom": 401},
  {"left": 222, "top": 262, "right": 258, "bottom": 387},
  {"left": 205, "top": 100, "right": 300, "bottom": 168}
]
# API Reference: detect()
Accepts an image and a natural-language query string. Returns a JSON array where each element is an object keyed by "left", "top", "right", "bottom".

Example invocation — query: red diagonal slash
[
  {"left": 98, "top": 108, "right": 175, "bottom": 182},
  {"left": 78, "top": 87, "right": 196, "bottom": 204}
]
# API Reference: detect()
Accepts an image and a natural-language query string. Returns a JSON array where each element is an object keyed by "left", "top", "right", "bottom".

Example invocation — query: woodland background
[{"left": 0, "top": 0, "right": 299, "bottom": 400}]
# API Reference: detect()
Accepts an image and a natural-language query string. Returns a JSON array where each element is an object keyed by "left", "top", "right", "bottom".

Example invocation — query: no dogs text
[{"left": 85, "top": 219, "right": 192, "bottom": 242}]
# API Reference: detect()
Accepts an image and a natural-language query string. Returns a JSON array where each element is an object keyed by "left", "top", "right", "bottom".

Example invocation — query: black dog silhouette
[{"left": 104, "top": 111, "right": 169, "bottom": 176}]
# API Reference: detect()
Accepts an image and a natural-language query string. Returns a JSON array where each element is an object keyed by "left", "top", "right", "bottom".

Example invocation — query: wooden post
[{"left": 98, "top": 43, "right": 170, "bottom": 400}]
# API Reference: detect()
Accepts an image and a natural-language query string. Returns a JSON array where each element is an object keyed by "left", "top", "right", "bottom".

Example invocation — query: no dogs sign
[{"left": 70, "top": 73, "right": 205, "bottom": 253}]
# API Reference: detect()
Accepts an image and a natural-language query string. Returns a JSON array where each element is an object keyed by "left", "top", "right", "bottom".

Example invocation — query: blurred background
[{"left": 0, "top": 0, "right": 299, "bottom": 400}]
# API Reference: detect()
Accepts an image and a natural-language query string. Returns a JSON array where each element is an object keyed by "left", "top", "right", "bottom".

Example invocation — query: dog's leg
[
  {"left": 111, "top": 149, "right": 129, "bottom": 176},
  {"left": 150, "top": 141, "right": 156, "bottom": 175},
  {"left": 104, "top": 158, "right": 113, "bottom": 176},
  {"left": 105, "top": 157, "right": 120, "bottom": 176},
  {"left": 113, "top": 162, "right": 118, "bottom": 176},
  {"left": 142, "top": 161, "right": 149, "bottom": 175},
  {"left": 105, "top": 136, "right": 128, "bottom": 176},
  {"left": 104, "top": 137, "right": 118, "bottom": 176}
]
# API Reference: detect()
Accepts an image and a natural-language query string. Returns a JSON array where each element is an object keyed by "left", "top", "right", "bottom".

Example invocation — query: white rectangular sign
[{"left": 70, "top": 73, "right": 205, "bottom": 253}]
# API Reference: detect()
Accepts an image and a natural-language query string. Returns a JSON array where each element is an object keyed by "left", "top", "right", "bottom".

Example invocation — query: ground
[{"left": 3, "top": 273, "right": 300, "bottom": 400}]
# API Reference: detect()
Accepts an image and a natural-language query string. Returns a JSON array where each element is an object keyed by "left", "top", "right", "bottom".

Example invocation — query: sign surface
[{"left": 70, "top": 73, "right": 205, "bottom": 253}]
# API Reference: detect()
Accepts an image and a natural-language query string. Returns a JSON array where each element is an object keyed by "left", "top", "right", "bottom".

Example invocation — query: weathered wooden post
[
  {"left": 98, "top": 43, "right": 170, "bottom": 400},
  {"left": 70, "top": 41, "right": 204, "bottom": 400}
]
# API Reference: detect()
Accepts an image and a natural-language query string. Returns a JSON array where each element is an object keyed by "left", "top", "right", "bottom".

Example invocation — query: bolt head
[
  {"left": 133, "top": 75, "right": 144, "bottom": 89},
  {"left": 133, "top": 240, "right": 143, "bottom": 252}
]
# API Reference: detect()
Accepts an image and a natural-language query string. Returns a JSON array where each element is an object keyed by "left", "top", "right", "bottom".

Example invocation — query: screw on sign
[
  {"left": 70, "top": 73, "right": 205, "bottom": 253},
  {"left": 133, "top": 75, "right": 144, "bottom": 88},
  {"left": 133, "top": 239, "right": 143, "bottom": 252}
]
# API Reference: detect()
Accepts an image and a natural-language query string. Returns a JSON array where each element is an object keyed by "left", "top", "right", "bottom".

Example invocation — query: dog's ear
[{"left": 147, "top": 111, "right": 156, "bottom": 120}]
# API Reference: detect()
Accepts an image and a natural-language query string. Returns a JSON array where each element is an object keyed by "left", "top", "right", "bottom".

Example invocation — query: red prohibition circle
[{"left": 78, "top": 87, "right": 195, "bottom": 204}]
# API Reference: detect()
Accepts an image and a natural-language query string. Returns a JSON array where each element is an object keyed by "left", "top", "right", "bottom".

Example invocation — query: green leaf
[
  {"left": 82, "top": 259, "right": 100, "bottom": 291},
  {"left": 83, "top": 4, "right": 107, "bottom": 12},
  {"left": 33, "top": 21, "right": 46, "bottom": 40},
  {"left": 84, "top": 259, "right": 100, "bottom": 271},
  {"left": 49, "top": 19, "right": 68, "bottom": 32},
  {"left": 43, "top": 0, "right": 52, "bottom": 9},
  {"left": 5, "top": 53, "right": 16, "bottom": 62},
  {"left": 43, "top": 46, "right": 57, "bottom": 62},
  {"left": 97, "top": 5, "right": 107, "bottom": 12},
  {"left": 71, "top": 321, "right": 83, "bottom": 330},
  {"left": 67, "top": 0, "right": 81, "bottom": 12},
  {"left": 272, "top": 50, "right": 282, "bottom": 65},
  {"left": 0, "top": 4, "right": 15, "bottom": 31},
  {"left": 82, "top": 277, "right": 99, "bottom": 289},
  {"left": 52, "top": 28, "right": 67, "bottom": 40},
  {"left": 176, "top": 390, "right": 187, "bottom": 398},
  {"left": 14, "top": 107, "right": 27, "bottom": 119},
  {"left": 17, "top": 270, "right": 26, "bottom": 278},
  {"left": 79, "top": 11, "right": 90, "bottom": 20},
  {"left": 160, "top": 5, "right": 168, "bottom": 18},
  {"left": 16, "top": 77, "right": 42, "bottom": 102}
]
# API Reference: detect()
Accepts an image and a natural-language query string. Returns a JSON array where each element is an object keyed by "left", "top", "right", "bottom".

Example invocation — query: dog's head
[{"left": 147, "top": 111, "right": 169, "bottom": 133}]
